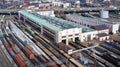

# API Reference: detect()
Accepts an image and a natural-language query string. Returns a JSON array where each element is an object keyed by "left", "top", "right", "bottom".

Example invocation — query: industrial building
[
  {"left": 19, "top": 10, "right": 101, "bottom": 45},
  {"left": 36, "top": 10, "right": 55, "bottom": 17},
  {"left": 52, "top": 1, "right": 70, "bottom": 8},
  {"left": 18, "top": 10, "right": 113, "bottom": 45},
  {"left": 66, "top": 14, "right": 119, "bottom": 34}
]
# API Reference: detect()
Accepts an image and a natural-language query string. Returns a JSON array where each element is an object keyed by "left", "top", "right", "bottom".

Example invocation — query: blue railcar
[
  {"left": 105, "top": 41, "right": 120, "bottom": 51},
  {"left": 8, "top": 50, "right": 15, "bottom": 59},
  {"left": 77, "top": 57, "right": 88, "bottom": 65}
]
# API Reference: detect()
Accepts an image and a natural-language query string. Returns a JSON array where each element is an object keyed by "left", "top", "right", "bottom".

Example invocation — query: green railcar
[
  {"left": 75, "top": 39, "right": 80, "bottom": 44},
  {"left": 51, "top": 43, "right": 59, "bottom": 51},
  {"left": 17, "top": 21, "right": 22, "bottom": 25},
  {"left": 26, "top": 27, "right": 35, "bottom": 35},
  {"left": 14, "top": 22, "right": 19, "bottom": 26},
  {"left": 68, "top": 39, "right": 72, "bottom": 42}
]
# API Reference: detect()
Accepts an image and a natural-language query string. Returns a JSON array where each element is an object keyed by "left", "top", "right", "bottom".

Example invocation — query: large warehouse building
[
  {"left": 66, "top": 14, "right": 119, "bottom": 34},
  {"left": 19, "top": 10, "right": 110, "bottom": 45}
]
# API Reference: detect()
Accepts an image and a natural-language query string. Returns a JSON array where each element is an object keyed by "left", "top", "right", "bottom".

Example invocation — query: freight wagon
[
  {"left": 6, "top": 20, "right": 42, "bottom": 65},
  {"left": 2, "top": 39, "right": 26, "bottom": 67},
  {"left": 100, "top": 43, "right": 120, "bottom": 55},
  {"left": 14, "top": 54, "right": 26, "bottom": 67},
  {"left": 97, "top": 53, "right": 120, "bottom": 66},
  {"left": 10, "top": 20, "right": 53, "bottom": 64},
  {"left": 0, "top": 40, "right": 17, "bottom": 67},
  {"left": 105, "top": 41, "right": 120, "bottom": 51},
  {"left": 25, "top": 27, "right": 35, "bottom": 36},
  {"left": 94, "top": 47, "right": 107, "bottom": 54}
]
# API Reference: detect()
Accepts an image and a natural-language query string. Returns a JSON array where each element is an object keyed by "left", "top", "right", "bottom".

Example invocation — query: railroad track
[
  {"left": 1, "top": 16, "right": 48, "bottom": 67},
  {"left": 15, "top": 19, "right": 70, "bottom": 67},
  {"left": 8, "top": 18, "right": 63, "bottom": 67},
  {"left": 12, "top": 15, "right": 83, "bottom": 67},
  {"left": 4, "top": 21, "right": 34, "bottom": 66},
  {"left": 0, "top": 15, "right": 15, "bottom": 67},
  {"left": 11, "top": 15, "right": 119, "bottom": 67},
  {"left": 0, "top": 40, "right": 13, "bottom": 67}
]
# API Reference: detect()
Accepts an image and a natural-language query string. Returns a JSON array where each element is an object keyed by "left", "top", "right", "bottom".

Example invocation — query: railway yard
[{"left": 0, "top": 14, "right": 120, "bottom": 67}]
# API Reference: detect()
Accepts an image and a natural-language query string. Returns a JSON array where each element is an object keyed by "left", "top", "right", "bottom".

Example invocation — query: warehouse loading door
[
  {"left": 75, "top": 37, "right": 80, "bottom": 44},
  {"left": 62, "top": 40, "right": 66, "bottom": 44},
  {"left": 87, "top": 35, "right": 91, "bottom": 41}
]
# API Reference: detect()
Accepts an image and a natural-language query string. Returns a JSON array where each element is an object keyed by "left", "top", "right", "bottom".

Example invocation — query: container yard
[{"left": 0, "top": 0, "right": 120, "bottom": 67}]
